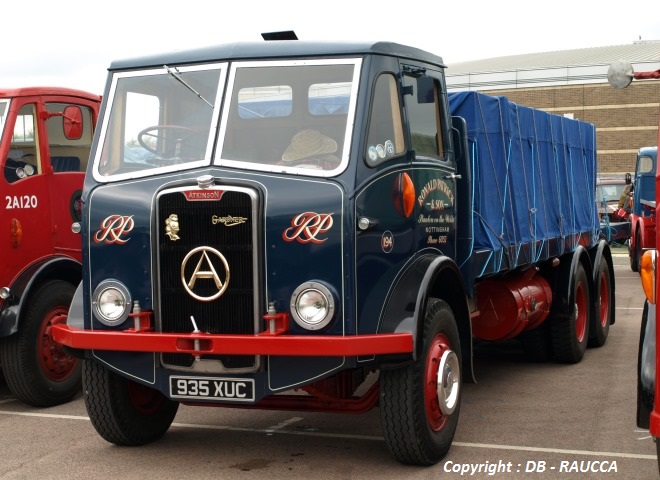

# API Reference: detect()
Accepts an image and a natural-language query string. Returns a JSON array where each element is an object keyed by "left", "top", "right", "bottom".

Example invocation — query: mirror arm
[{"left": 39, "top": 111, "right": 79, "bottom": 124}]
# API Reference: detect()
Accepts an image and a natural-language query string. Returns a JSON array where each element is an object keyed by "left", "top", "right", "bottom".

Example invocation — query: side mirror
[
  {"left": 41, "top": 105, "right": 84, "bottom": 140},
  {"left": 607, "top": 60, "right": 634, "bottom": 89},
  {"left": 62, "top": 105, "right": 83, "bottom": 140}
]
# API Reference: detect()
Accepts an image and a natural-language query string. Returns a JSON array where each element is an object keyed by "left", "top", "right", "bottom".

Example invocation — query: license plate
[{"left": 169, "top": 375, "right": 255, "bottom": 402}]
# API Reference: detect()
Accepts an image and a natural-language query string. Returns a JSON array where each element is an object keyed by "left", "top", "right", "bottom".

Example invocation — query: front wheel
[
  {"left": 83, "top": 360, "right": 179, "bottom": 446},
  {"left": 0, "top": 280, "right": 80, "bottom": 407},
  {"left": 380, "top": 300, "right": 462, "bottom": 466}
]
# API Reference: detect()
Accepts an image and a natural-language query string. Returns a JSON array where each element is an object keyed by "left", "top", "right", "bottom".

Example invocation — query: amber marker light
[
  {"left": 640, "top": 249, "right": 657, "bottom": 304},
  {"left": 393, "top": 172, "right": 416, "bottom": 218},
  {"left": 10, "top": 218, "right": 22, "bottom": 248},
  {"left": 402, "top": 172, "right": 415, "bottom": 218}
]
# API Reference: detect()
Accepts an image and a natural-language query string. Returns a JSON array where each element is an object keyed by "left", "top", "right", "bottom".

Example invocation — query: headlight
[
  {"left": 93, "top": 280, "right": 132, "bottom": 326},
  {"left": 290, "top": 282, "right": 335, "bottom": 331}
]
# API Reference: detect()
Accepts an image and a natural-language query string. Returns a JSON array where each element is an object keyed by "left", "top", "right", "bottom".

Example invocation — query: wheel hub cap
[{"left": 437, "top": 349, "right": 460, "bottom": 415}]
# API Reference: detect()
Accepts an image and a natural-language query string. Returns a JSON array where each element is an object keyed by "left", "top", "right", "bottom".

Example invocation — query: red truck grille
[{"left": 156, "top": 186, "right": 259, "bottom": 372}]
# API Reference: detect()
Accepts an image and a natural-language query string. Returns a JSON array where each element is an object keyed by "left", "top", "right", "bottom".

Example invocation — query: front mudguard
[
  {"left": 379, "top": 254, "right": 474, "bottom": 382},
  {"left": 0, "top": 257, "right": 81, "bottom": 337},
  {"left": 638, "top": 300, "right": 655, "bottom": 429}
]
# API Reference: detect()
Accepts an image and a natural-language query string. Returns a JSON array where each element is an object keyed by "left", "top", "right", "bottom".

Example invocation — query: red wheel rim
[
  {"left": 424, "top": 333, "right": 459, "bottom": 432},
  {"left": 599, "top": 271, "right": 610, "bottom": 328},
  {"left": 38, "top": 308, "right": 78, "bottom": 381},
  {"left": 127, "top": 381, "right": 164, "bottom": 415},
  {"left": 575, "top": 280, "right": 587, "bottom": 342}
]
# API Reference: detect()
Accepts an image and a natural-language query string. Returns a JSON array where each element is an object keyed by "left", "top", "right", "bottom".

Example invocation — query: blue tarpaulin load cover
[{"left": 448, "top": 91, "right": 599, "bottom": 276}]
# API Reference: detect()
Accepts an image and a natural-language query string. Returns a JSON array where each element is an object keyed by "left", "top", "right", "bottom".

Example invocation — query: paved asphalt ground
[{"left": 0, "top": 246, "right": 656, "bottom": 479}]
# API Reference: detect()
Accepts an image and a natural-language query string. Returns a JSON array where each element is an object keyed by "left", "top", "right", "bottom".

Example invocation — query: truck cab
[
  {"left": 52, "top": 41, "right": 471, "bottom": 465},
  {"left": 0, "top": 87, "right": 100, "bottom": 406},
  {"left": 630, "top": 146, "right": 657, "bottom": 271},
  {"left": 53, "top": 38, "right": 613, "bottom": 466}
]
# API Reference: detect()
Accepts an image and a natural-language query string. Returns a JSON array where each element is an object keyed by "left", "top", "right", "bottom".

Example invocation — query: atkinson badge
[{"left": 181, "top": 246, "right": 230, "bottom": 301}]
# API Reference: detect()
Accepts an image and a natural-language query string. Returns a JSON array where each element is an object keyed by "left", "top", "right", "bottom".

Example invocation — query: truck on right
[{"left": 608, "top": 60, "right": 660, "bottom": 474}]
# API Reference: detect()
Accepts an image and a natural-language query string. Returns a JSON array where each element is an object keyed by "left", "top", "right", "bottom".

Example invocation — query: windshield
[
  {"left": 596, "top": 183, "right": 626, "bottom": 203},
  {"left": 217, "top": 60, "right": 359, "bottom": 175},
  {"left": 93, "top": 59, "right": 360, "bottom": 182},
  {"left": 0, "top": 100, "right": 9, "bottom": 142},
  {"left": 95, "top": 64, "right": 224, "bottom": 180}
]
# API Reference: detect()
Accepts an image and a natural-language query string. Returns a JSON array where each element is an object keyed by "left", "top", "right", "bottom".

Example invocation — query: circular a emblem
[{"left": 180, "top": 246, "right": 230, "bottom": 302}]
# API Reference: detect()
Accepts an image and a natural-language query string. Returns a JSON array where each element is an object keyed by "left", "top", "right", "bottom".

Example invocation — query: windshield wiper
[{"left": 163, "top": 65, "right": 213, "bottom": 108}]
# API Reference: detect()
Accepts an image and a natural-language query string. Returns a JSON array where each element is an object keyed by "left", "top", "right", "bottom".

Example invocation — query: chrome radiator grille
[{"left": 156, "top": 186, "right": 258, "bottom": 372}]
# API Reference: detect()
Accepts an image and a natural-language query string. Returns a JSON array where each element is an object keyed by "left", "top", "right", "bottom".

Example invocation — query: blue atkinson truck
[{"left": 53, "top": 36, "right": 614, "bottom": 466}]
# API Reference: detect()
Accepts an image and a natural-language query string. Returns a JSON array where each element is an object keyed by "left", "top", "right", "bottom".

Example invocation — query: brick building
[{"left": 446, "top": 41, "right": 660, "bottom": 174}]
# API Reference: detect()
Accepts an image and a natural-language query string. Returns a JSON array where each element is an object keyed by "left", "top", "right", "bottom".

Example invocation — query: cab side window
[
  {"left": 46, "top": 102, "right": 95, "bottom": 174},
  {"left": 364, "top": 74, "right": 405, "bottom": 166},
  {"left": 638, "top": 155, "right": 654, "bottom": 174},
  {"left": 403, "top": 74, "right": 447, "bottom": 160},
  {"left": 5, "top": 104, "right": 39, "bottom": 183}
]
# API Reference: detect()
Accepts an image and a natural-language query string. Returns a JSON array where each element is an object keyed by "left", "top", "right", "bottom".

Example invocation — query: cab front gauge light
[
  {"left": 93, "top": 280, "right": 132, "bottom": 326},
  {"left": 290, "top": 282, "right": 336, "bottom": 331}
]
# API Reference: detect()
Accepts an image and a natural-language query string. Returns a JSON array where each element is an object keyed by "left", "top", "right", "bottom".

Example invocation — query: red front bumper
[{"left": 52, "top": 324, "right": 414, "bottom": 357}]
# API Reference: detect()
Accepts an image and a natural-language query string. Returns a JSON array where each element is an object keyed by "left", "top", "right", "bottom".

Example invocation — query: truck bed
[{"left": 448, "top": 91, "right": 600, "bottom": 281}]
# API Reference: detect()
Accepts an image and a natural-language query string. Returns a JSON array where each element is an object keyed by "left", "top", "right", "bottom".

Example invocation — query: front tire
[
  {"left": 380, "top": 300, "right": 461, "bottom": 466},
  {"left": 0, "top": 280, "right": 81, "bottom": 407},
  {"left": 83, "top": 360, "right": 179, "bottom": 445}
]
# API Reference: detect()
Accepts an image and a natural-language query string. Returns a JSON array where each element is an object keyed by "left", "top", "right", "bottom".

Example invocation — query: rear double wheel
[
  {"left": 551, "top": 261, "right": 590, "bottom": 363},
  {"left": 83, "top": 360, "right": 179, "bottom": 446},
  {"left": 589, "top": 255, "right": 613, "bottom": 348},
  {"left": 380, "top": 300, "right": 461, "bottom": 466}
]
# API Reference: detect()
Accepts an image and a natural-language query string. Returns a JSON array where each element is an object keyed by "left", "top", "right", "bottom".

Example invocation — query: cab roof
[
  {"left": 0, "top": 87, "right": 100, "bottom": 101},
  {"left": 108, "top": 40, "right": 446, "bottom": 71}
]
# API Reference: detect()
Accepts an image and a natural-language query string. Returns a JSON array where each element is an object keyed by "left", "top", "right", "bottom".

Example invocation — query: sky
[{"left": 2, "top": 0, "right": 659, "bottom": 95}]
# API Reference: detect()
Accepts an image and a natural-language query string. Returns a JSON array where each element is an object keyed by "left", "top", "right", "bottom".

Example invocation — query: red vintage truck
[
  {"left": 608, "top": 61, "right": 660, "bottom": 474},
  {"left": 0, "top": 87, "right": 100, "bottom": 406}
]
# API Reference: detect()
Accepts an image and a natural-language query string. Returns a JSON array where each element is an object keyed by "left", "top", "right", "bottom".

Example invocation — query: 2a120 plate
[{"left": 170, "top": 375, "right": 255, "bottom": 402}]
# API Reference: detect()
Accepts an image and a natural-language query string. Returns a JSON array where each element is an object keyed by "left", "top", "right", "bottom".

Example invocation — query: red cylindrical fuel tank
[{"left": 473, "top": 268, "right": 552, "bottom": 341}]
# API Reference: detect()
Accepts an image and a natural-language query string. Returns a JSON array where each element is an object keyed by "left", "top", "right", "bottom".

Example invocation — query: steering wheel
[{"left": 137, "top": 125, "right": 205, "bottom": 160}]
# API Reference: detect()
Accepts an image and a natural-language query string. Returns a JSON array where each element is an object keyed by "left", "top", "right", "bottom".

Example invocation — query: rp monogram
[
  {"left": 94, "top": 215, "right": 135, "bottom": 244},
  {"left": 282, "top": 212, "right": 333, "bottom": 244}
]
